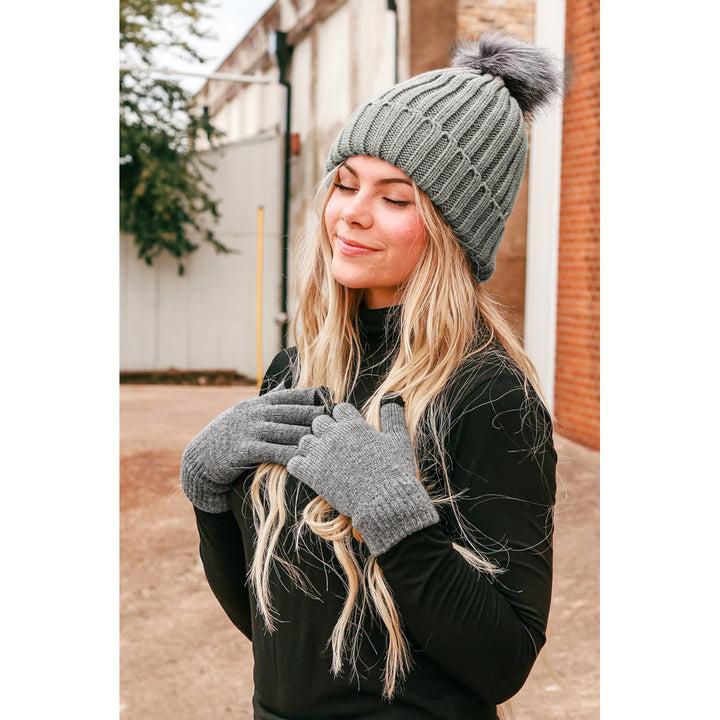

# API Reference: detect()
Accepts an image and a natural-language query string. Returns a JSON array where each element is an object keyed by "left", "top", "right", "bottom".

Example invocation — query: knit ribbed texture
[
  {"left": 287, "top": 401, "right": 439, "bottom": 556},
  {"left": 181, "top": 387, "right": 325, "bottom": 513},
  {"left": 325, "top": 66, "right": 528, "bottom": 282}
]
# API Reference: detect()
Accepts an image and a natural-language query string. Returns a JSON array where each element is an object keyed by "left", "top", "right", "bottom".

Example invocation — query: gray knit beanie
[{"left": 324, "top": 32, "right": 563, "bottom": 282}]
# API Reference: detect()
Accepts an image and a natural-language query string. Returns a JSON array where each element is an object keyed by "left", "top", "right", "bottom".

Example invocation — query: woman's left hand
[{"left": 287, "top": 400, "right": 439, "bottom": 555}]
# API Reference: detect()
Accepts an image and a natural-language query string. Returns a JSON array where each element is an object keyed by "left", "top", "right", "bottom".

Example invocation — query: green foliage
[{"left": 120, "top": 0, "right": 230, "bottom": 273}]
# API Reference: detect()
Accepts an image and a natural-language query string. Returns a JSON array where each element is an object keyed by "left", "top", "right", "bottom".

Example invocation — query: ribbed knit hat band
[{"left": 325, "top": 33, "right": 563, "bottom": 282}]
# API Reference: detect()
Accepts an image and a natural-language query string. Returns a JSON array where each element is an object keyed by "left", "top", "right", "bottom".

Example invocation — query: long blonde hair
[{"left": 248, "top": 166, "right": 548, "bottom": 699}]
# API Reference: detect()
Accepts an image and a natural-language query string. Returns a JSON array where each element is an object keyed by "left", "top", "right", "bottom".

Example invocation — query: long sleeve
[
  {"left": 376, "top": 363, "right": 556, "bottom": 705},
  {"left": 195, "top": 506, "right": 253, "bottom": 640},
  {"left": 192, "top": 350, "right": 296, "bottom": 639}
]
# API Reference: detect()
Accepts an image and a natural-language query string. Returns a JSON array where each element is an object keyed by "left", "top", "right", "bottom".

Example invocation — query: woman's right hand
[{"left": 181, "top": 387, "right": 327, "bottom": 512}]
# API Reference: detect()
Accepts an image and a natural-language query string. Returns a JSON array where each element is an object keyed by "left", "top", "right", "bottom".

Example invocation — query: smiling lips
[{"left": 336, "top": 235, "right": 379, "bottom": 256}]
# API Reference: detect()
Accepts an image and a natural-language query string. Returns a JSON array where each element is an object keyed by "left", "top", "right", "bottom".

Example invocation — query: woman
[{"left": 182, "top": 33, "right": 563, "bottom": 719}]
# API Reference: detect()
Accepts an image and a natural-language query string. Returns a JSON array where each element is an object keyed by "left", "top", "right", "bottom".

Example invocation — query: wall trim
[{"left": 524, "top": 0, "right": 566, "bottom": 413}]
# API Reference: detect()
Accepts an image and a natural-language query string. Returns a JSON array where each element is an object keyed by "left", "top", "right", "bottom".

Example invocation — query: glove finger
[
  {"left": 240, "top": 440, "right": 304, "bottom": 468},
  {"left": 257, "top": 421, "right": 314, "bottom": 446},
  {"left": 311, "top": 413, "right": 336, "bottom": 438},
  {"left": 287, "top": 457, "right": 330, "bottom": 505},
  {"left": 332, "top": 402, "right": 364, "bottom": 423},
  {"left": 298, "top": 433, "right": 320, "bottom": 455},
  {"left": 261, "top": 404, "right": 325, "bottom": 425},
  {"left": 380, "top": 392, "right": 405, "bottom": 409},
  {"left": 268, "top": 443, "right": 301, "bottom": 467},
  {"left": 261, "top": 387, "right": 318, "bottom": 406},
  {"left": 287, "top": 455, "right": 311, "bottom": 482},
  {"left": 379, "top": 401, "right": 408, "bottom": 435},
  {"left": 238, "top": 440, "right": 295, "bottom": 468}
]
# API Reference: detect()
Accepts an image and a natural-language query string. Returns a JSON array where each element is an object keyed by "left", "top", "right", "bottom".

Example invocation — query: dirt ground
[{"left": 120, "top": 384, "right": 599, "bottom": 719}]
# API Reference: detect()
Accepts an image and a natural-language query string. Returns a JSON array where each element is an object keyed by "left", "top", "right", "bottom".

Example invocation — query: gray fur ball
[{"left": 451, "top": 31, "right": 563, "bottom": 119}]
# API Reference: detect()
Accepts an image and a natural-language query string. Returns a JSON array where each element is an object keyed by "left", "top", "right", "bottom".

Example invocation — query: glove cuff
[
  {"left": 353, "top": 475, "right": 440, "bottom": 556},
  {"left": 180, "top": 442, "right": 233, "bottom": 513}
]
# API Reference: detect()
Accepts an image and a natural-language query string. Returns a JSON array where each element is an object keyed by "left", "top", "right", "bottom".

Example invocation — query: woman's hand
[
  {"left": 181, "top": 387, "right": 326, "bottom": 512},
  {"left": 287, "top": 400, "right": 439, "bottom": 555}
]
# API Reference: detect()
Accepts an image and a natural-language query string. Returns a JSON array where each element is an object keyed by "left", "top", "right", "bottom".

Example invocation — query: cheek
[
  {"left": 395, "top": 217, "right": 426, "bottom": 257},
  {"left": 324, "top": 193, "right": 342, "bottom": 231},
  {"left": 406, "top": 235, "right": 427, "bottom": 273},
  {"left": 392, "top": 223, "right": 427, "bottom": 279}
]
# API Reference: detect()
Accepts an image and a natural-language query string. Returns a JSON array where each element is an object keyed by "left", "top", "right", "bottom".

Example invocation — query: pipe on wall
[{"left": 270, "top": 30, "right": 294, "bottom": 349}]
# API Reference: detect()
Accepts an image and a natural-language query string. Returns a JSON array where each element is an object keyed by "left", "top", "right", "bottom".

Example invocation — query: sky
[{"left": 161, "top": 0, "right": 276, "bottom": 94}]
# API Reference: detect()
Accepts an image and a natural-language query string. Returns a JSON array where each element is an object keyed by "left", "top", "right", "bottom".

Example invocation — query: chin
[{"left": 330, "top": 262, "right": 371, "bottom": 291}]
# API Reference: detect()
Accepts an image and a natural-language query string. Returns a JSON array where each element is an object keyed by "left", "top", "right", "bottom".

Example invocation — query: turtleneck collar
[{"left": 357, "top": 302, "right": 401, "bottom": 356}]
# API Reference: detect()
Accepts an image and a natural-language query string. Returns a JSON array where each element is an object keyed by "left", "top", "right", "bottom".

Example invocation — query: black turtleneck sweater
[{"left": 193, "top": 304, "right": 556, "bottom": 719}]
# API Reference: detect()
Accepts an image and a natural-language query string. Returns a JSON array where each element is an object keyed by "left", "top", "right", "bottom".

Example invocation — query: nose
[{"left": 340, "top": 192, "right": 372, "bottom": 228}]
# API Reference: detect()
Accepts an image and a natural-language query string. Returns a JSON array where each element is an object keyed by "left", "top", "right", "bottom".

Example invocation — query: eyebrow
[{"left": 341, "top": 161, "right": 413, "bottom": 186}]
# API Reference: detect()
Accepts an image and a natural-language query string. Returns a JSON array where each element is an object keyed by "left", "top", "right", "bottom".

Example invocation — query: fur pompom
[{"left": 451, "top": 32, "right": 563, "bottom": 119}]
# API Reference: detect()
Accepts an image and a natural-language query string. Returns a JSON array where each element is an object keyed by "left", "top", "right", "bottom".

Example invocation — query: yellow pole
[{"left": 255, "top": 206, "right": 264, "bottom": 388}]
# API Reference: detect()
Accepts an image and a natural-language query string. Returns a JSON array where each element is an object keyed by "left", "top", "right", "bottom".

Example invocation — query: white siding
[
  {"left": 120, "top": 132, "right": 283, "bottom": 378},
  {"left": 524, "top": 0, "right": 566, "bottom": 413}
]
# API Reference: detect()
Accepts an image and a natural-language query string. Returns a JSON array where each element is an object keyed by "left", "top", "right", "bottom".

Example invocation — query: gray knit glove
[
  {"left": 181, "top": 387, "right": 326, "bottom": 513},
  {"left": 287, "top": 400, "right": 439, "bottom": 556}
]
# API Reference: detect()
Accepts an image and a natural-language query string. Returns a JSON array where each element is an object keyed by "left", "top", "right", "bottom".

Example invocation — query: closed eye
[{"left": 333, "top": 181, "right": 410, "bottom": 206}]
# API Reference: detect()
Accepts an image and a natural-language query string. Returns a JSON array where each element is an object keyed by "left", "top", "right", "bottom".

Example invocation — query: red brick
[{"left": 553, "top": 0, "right": 600, "bottom": 451}]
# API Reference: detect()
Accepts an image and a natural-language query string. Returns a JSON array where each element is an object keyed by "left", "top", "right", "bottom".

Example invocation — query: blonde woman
[{"left": 182, "top": 33, "right": 562, "bottom": 720}]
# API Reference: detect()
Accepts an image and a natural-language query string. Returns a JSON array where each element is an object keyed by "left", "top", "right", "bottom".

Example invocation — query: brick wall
[
  {"left": 409, "top": 0, "right": 458, "bottom": 75},
  {"left": 457, "top": 0, "right": 535, "bottom": 42},
  {"left": 553, "top": 0, "right": 600, "bottom": 449}
]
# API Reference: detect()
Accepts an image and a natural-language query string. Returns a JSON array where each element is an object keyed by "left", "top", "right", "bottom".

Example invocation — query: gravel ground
[{"left": 120, "top": 384, "right": 599, "bottom": 719}]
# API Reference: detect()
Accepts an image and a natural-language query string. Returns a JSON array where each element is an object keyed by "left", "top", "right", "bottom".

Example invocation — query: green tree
[{"left": 120, "top": 0, "right": 229, "bottom": 274}]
